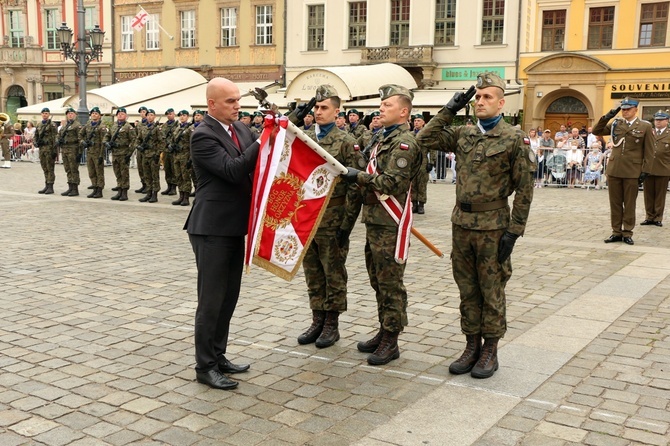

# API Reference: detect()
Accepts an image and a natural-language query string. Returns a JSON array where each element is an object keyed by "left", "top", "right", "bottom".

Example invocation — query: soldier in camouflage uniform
[
  {"left": 58, "top": 108, "right": 83, "bottom": 197},
  {"left": 238, "top": 111, "right": 252, "bottom": 128},
  {"left": 170, "top": 110, "right": 194, "bottom": 206},
  {"left": 347, "top": 109, "right": 366, "bottom": 140},
  {"left": 134, "top": 109, "right": 163, "bottom": 203},
  {"left": 35, "top": 108, "right": 59, "bottom": 194},
  {"left": 300, "top": 111, "right": 315, "bottom": 132},
  {"left": 341, "top": 84, "right": 422, "bottom": 365},
  {"left": 79, "top": 107, "right": 107, "bottom": 198},
  {"left": 294, "top": 85, "right": 365, "bottom": 349},
  {"left": 336, "top": 112, "right": 349, "bottom": 132},
  {"left": 358, "top": 111, "right": 383, "bottom": 148},
  {"left": 250, "top": 112, "right": 263, "bottom": 138},
  {"left": 106, "top": 107, "right": 136, "bottom": 201},
  {"left": 417, "top": 72, "right": 535, "bottom": 379},
  {"left": 410, "top": 113, "right": 430, "bottom": 214},
  {"left": 161, "top": 108, "right": 178, "bottom": 196},
  {"left": 134, "top": 106, "right": 149, "bottom": 194}
]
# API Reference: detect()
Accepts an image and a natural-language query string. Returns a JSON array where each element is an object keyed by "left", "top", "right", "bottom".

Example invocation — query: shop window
[
  {"left": 348, "top": 2, "right": 367, "bottom": 48},
  {"left": 390, "top": 0, "right": 410, "bottom": 46},
  {"left": 482, "top": 0, "right": 505, "bottom": 44},
  {"left": 180, "top": 10, "right": 196, "bottom": 48},
  {"left": 256, "top": 5, "right": 273, "bottom": 45},
  {"left": 221, "top": 7, "right": 237, "bottom": 47},
  {"left": 639, "top": 2, "right": 668, "bottom": 47},
  {"left": 121, "top": 16, "right": 134, "bottom": 51},
  {"left": 435, "top": 0, "right": 456, "bottom": 46},
  {"left": 588, "top": 6, "right": 614, "bottom": 49},
  {"left": 307, "top": 4, "right": 325, "bottom": 51},
  {"left": 541, "top": 10, "right": 565, "bottom": 51}
]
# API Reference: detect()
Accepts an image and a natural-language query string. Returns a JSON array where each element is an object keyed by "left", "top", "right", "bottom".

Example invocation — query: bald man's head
[{"left": 206, "top": 77, "right": 241, "bottom": 125}]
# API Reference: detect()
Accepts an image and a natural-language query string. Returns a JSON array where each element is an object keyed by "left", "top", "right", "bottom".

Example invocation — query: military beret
[
  {"left": 379, "top": 84, "right": 413, "bottom": 101},
  {"left": 194, "top": 110, "right": 204, "bottom": 116},
  {"left": 476, "top": 71, "right": 505, "bottom": 92},
  {"left": 89, "top": 107, "right": 101, "bottom": 115},
  {"left": 348, "top": 109, "right": 359, "bottom": 115},
  {"left": 239, "top": 111, "right": 250, "bottom": 118},
  {"left": 138, "top": 106, "right": 148, "bottom": 113},
  {"left": 654, "top": 110, "right": 670, "bottom": 120},
  {"left": 116, "top": 107, "right": 127, "bottom": 115},
  {"left": 315, "top": 84, "right": 339, "bottom": 101},
  {"left": 41, "top": 107, "right": 50, "bottom": 113},
  {"left": 337, "top": 112, "right": 346, "bottom": 118},
  {"left": 369, "top": 111, "right": 380, "bottom": 118},
  {"left": 620, "top": 97, "right": 639, "bottom": 109},
  {"left": 253, "top": 111, "right": 263, "bottom": 117},
  {"left": 164, "top": 108, "right": 175, "bottom": 115},
  {"left": 306, "top": 110, "right": 314, "bottom": 116},
  {"left": 146, "top": 109, "right": 156, "bottom": 115},
  {"left": 65, "top": 107, "right": 76, "bottom": 114},
  {"left": 413, "top": 113, "right": 425, "bottom": 120},
  {"left": 177, "top": 110, "right": 190, "bottom": 116}
]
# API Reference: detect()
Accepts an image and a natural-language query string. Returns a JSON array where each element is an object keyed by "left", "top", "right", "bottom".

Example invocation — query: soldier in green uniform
[
  {"left": 347, "top": 109, "right": 366, "bottom": 140},
  {"left": 135, "top": 106, "right": 149, "bottom": 194},
  {"left": 417, "top": 72, "right": 535, "bottom": 379},
  {"left": 79, "top": 107, "right": 107, "bottom": 198},
  {"left": 170, "top": 110, "right": 194, "bottom": 206},
  {"left": 358, "top": 111, "right": 383, "bottom": 148},
  {"left": 134, "top": 109, "right": 163, "bottom": 203},
  {"left": 58, "top": 108, "right": 83, "bottom": 197},
  {"left": 0, "top": 118, "right": 11, "bottom": 169},
  {"left": 341, "top": 84, "right": 422, "bottom": 365},
  {"left": 410, "top": 113, "right": 429, "bottom": 214},
  {"left": 250, "top": 111, "right": 263, "bottom": 138},
  {"left": 161, "top": 108, "right": 178, "bottom": 196},
  {"left": 238, "top": 111, "right": 252, "bottom": 128},
  {"left": 35, "top": 108, "right": 59, "bottom": 194},
  {"left": 336, "top": 112, "right": 348, "bottom": 132},
  {"left": 106, "top": 107, "right": 136, "bottom": 201},
  {"left": 642, "top": 110, "right": 670, "bottom": 226},
  {"left": 593, "top": 97, "right": 655, "bottom": 245},
  {"left": 300, "top": 111, "right": 315, "bottom": 132},
  {"left": 294, "top": 85, "right": 365, "bottom": 349}
]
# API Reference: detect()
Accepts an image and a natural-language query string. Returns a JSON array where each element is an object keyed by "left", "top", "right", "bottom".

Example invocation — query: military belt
[
  {"left": 456, "top": 199, "right": 507, "bottom": 212},
  {"left": 327, "top": 196, "right": 346, "bottom": 208}
]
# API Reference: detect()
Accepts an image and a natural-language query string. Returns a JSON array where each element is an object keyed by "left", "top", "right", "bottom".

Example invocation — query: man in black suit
[{"left": 184, "top": 77, "right": 261, "bottom": 390}]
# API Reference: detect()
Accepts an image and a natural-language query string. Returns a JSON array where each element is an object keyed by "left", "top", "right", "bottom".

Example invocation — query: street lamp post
[{"left": 57, "top": 0, "right": 104, "bottom": 124}]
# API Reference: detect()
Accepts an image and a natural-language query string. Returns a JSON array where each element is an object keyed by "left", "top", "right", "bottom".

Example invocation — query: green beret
[
  {"left": 165, "top": 108, "right": 175, "bottom": 115},
  {"left": 89, "top": 107, "right": 101, "bottom": 115},
  {"left": 194, "top": 110, "right": 204, "bottom": 116},
  {"left": 239, "top": 111, "right": 250, "bottom": 118},
  {"left": 413, "top": 113, "right": 424, "bottom": 120},
  {"left": 306, "top": 110, "right": 314, "bottom": 116},
  {"left": 337, "top": 112, "right": 346, "bottom": 118},
  {"left": 146, "top": 109, "right": 156, "bottom": 115},
  {"left": 315, "top": 84, "right": 339, "bottom": 101},
  {"left": 65, "top": 107, "right": 76, "bottom": 114},
  {"left": 369, "top": 111, "right": 380, "bottom": 118},
  {"left": 379, "top": 84, "right": 413, "bottom": 101},
  {"left": 116, "top": 107, "right": 127, "bottom": 115},
  {"left": 138, "top": 106, "right": 148, "bottom": 113},
  {"left": 253, "top": 111, "right": 263, "bottom": 117},
  {"left": 177, "top": 110, "right": 190, "bottom": 116},
  {"left": 476, "top": 71, "right": 505, "bottom": 92},
  {"left": 41, "top": 107, "right": 50, "bottom": 113},
  {"left": 348, "top": 109, "right": 359, "bottom": 115}
]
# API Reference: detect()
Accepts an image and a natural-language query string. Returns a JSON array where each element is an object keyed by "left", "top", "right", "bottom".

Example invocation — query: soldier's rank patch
[
  {"left": 523, "top": 137, "right": 530, "bottom": 145},
  {"left": 400, "top": 143, "right": 409, "bottom": 150},
  {"left": 396, "top": 157, "right": 409, "bottom": 168},
  {"left": 358, "top": 158, "right": 367, "bottom": 168},
  {"left": 353, "top": 144, "right": 360, "bottom": 151}
]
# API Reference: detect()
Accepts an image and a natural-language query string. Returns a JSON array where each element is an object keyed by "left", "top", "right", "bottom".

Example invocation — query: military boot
[
  {"left": 171, "top": 191, "right": 184, "bottom": 206},
  {"left": 68, "top": 185, "right": 79, "bottom": 196},
  {"left": 160, "top": 184, "right": 171, "bottom": 195},
  {"left": 111, "top": 188, "right": 123, "bottom": 200},
  {"left": 44, "top": 183, "right": 55, "bottom": 195},
  {"left": 119, "top": 189, "right": 129, "bottom": 201},
  {"left": 61, "top": 183, "right": 73, "bottom": 196},
  {"left": 357, "top": 328, "right": 383, "bottom": 353},
  {"left": 87, "top": 187, "right": 96, "bottom": 198},
  {"left": 315, "top": 311, "right": 340, "bottom": 348},
  {"left": 87, "top": 185, "right": 95, "bottom": 190},
  {"left": 417, "top": 202, "right": 425, "bottom": 214},
  {"left": 412, "top": 201, "right": 418, "bottom": 213},
  {"left": 111, "top": 186, "right": 120, "bottom": 191},
  {"left": 139, "top": 191, "right": 152, "bottom": 202},
  {"left": 367, "top": 330, "right": 400, "bottom": 365},
  {"left": 471, "top": 338, "right": 499, "bottom": 379},
  {"left": 448, "top": 334, "right": 482, "bottom": 375},
  {"left": 135, "top": 183, "right": 147, "bottom": 193},
  {"left": 297, "top": 310, "right": 326, "bottom": 345},
  {"left": 148, "top": 191, "right": 158, "bottom": 203},
  {"left": 180, "top": 193, "right": 190, "bottom": 206},
  {"left": 92, "top": 187, "right": 103, "bottom": 199},
  {"left": 38, "top": 183, "right": 49, "bottom": 194},
  {"left": 167, "top": 184, "right": 177, "bottom": 196}
]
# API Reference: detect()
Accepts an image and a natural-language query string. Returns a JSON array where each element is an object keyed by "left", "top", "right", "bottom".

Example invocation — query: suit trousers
[
  {"left": 607, "top": 175, "right": 639, "bottom": 237},
  {"left": 643, "top": 175, "right": 670, "bottom": 222},
  {"left": 189, "top": 234, "right": 245, "bottom": 372}
]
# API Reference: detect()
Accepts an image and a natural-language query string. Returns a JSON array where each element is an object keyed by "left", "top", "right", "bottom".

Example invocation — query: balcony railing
[{"left": 361, "top": 46, "right": 434, "bottom": 65}]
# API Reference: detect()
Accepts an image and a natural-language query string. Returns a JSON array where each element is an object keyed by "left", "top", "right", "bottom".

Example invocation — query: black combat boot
[
  {"left": 412, "top": 201, "right": 418, "bottom": 213},
  {"left": 135, "top": 183, "right": 146, "bottom": 193},
  {"left": 119, "top": 189, "right": 128, "bottom": 201},
  {"left": 111, "top": 188, "right": 122, "bottom": 200},
  {"left": 167, "top": 184, "right": 177, "bottom": 195},
  {"left": 111, "top": 186, "right": 120, "bottom": 191},
  {"left": 38, "top": 183, "right": 49, "bottom": 194},
  {"left": 448, "top": 334, "right": 482, "bottom": 375},
  {"left": 87, "top": 187, "right": 96, "bottom": 198},
  {"left": 68, "top": 185, "right": 79, "bottom": 196},
  {"left": 171, "top": 191, "right": 184, "bottom": 206},
  {"left": 61, "top": 183, "right": 73, "bottom": 196},
  {"left": 44, "top": 183, "right": 55, "bottom": 195},
  {"left": 160, "top": 184, "right": 171, "bottom": 195},
  {"left": 315, "top": 311, "right": 340, "bottom": 348},
  {"left": 190, "top": 191, "right": 196, "bottom": 197},
  {"left": 417, "top": 202, "right": 425, "bottom": 214},
  {"left": 470, "top": 338, "right": 499, "bottom": 379},
  {"left": 367, "top": 330, "right": 400, "bottom": 365},
  {"left": 181, "top": 193, "right": 190, "bottom": 206},
  {"left": 357, "top": 328, "right": 383, "bottom": 353},
  {"left": 148, "top": 191, "right": 158, "bottom": 203},
  {"left": 92, "top": 187, "right": 103, "bottom": 198},
  {"left": 87, "top": 185, "right": 95, "bottom": 190},
  {"left": 139, "top": 191, "right": 152, "bottom": 202},
  {"left": 297, "top": 310, "right": 326, "bottom": 345}
]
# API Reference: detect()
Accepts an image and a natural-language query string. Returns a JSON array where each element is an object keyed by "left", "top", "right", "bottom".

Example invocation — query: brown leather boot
[
  {"left": 449, "top": 334, "right": 482, "bottom": 375},
  {"left": 367, "top": 330, "right": 400, "bottom": 365},
  {"left": 68, "top": 184, "right": 79, "bottom": 196},
  {"left": 92, "top": 187, "right": 103, "bottom": 198},
  {"left": 315, "top": 311, "right": 340, "bottom": 348},
  {"left": 471, "top": 338, "right": 499, "bottom": 379},
  {"left": 61, "top": 183, "right": 73, "bottom": 196},
  {"left": 172, "top": 191, "right": 185, "bottom": 206},
  {"left": 44, "top": 183, "right": 55, "bottom": 194},
  {"left": 119, "top": 189, "right": 128, "bottom": 201},
  {"left": 297, "top": 310, "right": 326, "bottom": 345},
  {"left": 357, "top": 328, "right": 383, "bottom": 353}
]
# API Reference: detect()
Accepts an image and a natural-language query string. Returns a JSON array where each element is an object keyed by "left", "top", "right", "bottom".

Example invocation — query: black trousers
[{"left": 189, "top": 234, "right": 245, "bottom": 372}]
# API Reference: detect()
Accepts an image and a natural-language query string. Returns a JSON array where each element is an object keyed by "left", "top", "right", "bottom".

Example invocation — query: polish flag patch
[
  {"left": 523, "top": 137, "right": 530, "bottom": 145},
  {"left": 400, "top": 143, "right": 409, "bottom": 150}
]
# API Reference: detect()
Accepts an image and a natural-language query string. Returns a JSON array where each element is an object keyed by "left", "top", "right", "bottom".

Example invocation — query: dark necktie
[
  {"left": 658, "top": 129, "right": 662, "bottom": 136},
  {"left": 229, "top": 125, "right": 241, "bottom": 151}
]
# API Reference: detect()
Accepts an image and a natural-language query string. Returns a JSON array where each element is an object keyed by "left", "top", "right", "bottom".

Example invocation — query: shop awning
[{"left": 17, "top": 98, "right": 69, "bottom": 123}]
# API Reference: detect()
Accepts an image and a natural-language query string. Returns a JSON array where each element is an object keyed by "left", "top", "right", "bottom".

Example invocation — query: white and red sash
[{"left": 366, "top": 144, "right": 413, "bottom": 264}]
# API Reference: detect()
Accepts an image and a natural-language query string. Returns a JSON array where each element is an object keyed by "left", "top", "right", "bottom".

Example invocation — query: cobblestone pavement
[{"left": 0, "top": 162, "right": 668, "bottom": 446}]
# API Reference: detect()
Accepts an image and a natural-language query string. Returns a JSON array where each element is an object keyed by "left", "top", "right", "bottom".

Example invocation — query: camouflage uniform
[
  {"left": 171, "top": 119, "right": 194, "bottom": 195},
  {"left": 161, "top": 117, "right": 178, "bottom": 193},
  {"left": 80, "top": 118, "right": 107, "bottom": 189},
  {"left": 347, "top": 109, "right": 367, "bottom": 140},
  {"left": 58, "top": 117, "right": 83, "bottom": 187},
  {"left": 134, "top": 119, "right": 163, "bottom": 195},
  {"left": 411, "top": 122, "right": 429, "bottom": 208},
  {"left": 135, "top": 117, "right": 148, "bottom": 191},
  {"left": 36, "top": 118, "right": 59, "bottom": 186},
  {"left": 105, "top": 118, "right": 136, "bottom": 190}
]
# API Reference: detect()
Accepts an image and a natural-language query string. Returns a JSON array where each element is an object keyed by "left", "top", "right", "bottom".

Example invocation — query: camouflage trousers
[
  {"left": 364, "top": 224, "right": 408, "bottom": 332},
  {"left": 451, "top": 224, "right": 511, "bottom": 339},
  {"left": 86, "top": 147, "right": 105, "bottom": 188},
  {"left": 136, "top": 150, "right": 146, "bottom": 186},
  {"left": 112, "top": 151, "right": 131, "bottom": 189},
  {"left": 39, "top": 147, "right": 56, "bottom": 184},
  {"left": 411, "top": 155, "right": 428, "bottom": 203},
  {"left": 60, "top": 146, "right": 80, "bottom": 185},
  {"left": 142, "top": 151, "right": 161, "bottom": 192},
  {"left": 303, "top": 226, "right": 349, "bottom": 312},
  {"left": 172, "top": 152, "right": 192, "bottom": 193},
  {"left": 162, "top": 151, "right": 175, "bottom": 185}
]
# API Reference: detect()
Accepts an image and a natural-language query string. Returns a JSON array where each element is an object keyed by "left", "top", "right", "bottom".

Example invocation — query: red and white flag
[
  {"left": 131, "top": 9, "right": 149, "bottom": 32},
  {"left": 245, "top": 116, "right": 345, "bottom": 280}
]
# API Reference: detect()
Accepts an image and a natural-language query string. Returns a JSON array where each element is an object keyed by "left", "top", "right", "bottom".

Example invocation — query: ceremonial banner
[{"left": 246, "top": 116, "right": 346, "bottom": 280}]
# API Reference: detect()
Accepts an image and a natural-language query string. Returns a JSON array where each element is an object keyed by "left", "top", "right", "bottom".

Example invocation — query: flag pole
[{"left": 138, "top": 4, "right": 174, "bottom": 40}]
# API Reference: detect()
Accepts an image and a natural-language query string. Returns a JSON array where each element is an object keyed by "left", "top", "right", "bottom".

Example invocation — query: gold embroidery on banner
[{"left": 263, "top": 172, "right": 306, "bottom": 230}]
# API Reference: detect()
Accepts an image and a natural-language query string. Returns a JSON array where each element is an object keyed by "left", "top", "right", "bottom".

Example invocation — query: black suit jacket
[{"left": 184, "top": 115, "right": 260, "bottom": 236}]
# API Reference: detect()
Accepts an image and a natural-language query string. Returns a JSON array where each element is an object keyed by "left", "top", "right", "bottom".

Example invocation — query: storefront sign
[
  {"left": 116, "top": 71, "right": 160, "bottom": 81},
  {"left": 442, "top": 66, "right": 505, "bottom": 81},
  {"left": 611, "top": 83, "right": 670, "bottom": 99}
]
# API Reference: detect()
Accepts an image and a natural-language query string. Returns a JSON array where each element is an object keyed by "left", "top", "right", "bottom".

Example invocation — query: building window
[
  {"left": 639, "top": 2, "right": 668, "bottom": 47},
  {"left": 482, "top": 0, "right": 505, "bottom": 44},
  {"left": 221, "top": 7, "right": 237, "bottom": 46},
  {"left": 256, "top": 5, "right": 273, "bottom": 45},
  {"left": 8, "top": 10, "right": 24, "bottom": 48},
  {"left": 146, "top": 14, "right": 160, "bottom": 50},
  {"left": 541, "top": 10, "right": 565, "bottom": 51},
  {"left": 180, "top": 10, "right": 196, "bottom": 48},
  {"left": 588, "top": 6, "right": 614, "bottom": 49},
  {"left": 121, "top": 16, "right": 134, "bottom": 51},
  {"left": 307, "top": 5, "right": 325, "bottom": 50},
  {"left": 435, "top": 0, "right": 456, "bottom": 46},
  {"left": 390, "top": 0, "right": 410, "bottom": 46},
  {"left": 45, "top": 9, "right": 59, "bottom": 50},
  {"left": 348, "top": 2, "right": 367, "bottom": 48}
]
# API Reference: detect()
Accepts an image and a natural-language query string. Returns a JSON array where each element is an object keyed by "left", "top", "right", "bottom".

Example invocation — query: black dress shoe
[
  {"left": 604, "top": 235, "right": 623, "bottom": 243},
  {"left": 218, "top": 356, "right": 250, "bottom": 374},
  {"left": 196, "top": 369, "right": 238, "bottom": 390},
  {"left": 623, "top": 237, "right": 634, "bottom": 245},
  {"left": 640, "top": 220, "right": 654, "bottom": 225},
  {"left": 654, "top": 221, "right": 663, "bottom": 227}
]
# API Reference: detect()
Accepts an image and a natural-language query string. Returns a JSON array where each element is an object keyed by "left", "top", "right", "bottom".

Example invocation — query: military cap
[
  {"left": 89, "top": 107, "right": 101, "bottom": 115},
  {"left": 306, "top": 110, "right": 314, "bottom": 116},
  {"left": 146, "top": 109, "right": 156, "bottom": 115},
  {"left": 315, "top": 84, "right": 339, "bottom": 101},
  {"left": 337, "top": 112, "right": 346, "bottom": 118},
  {"left": 41, "top": 107, "right": 50, "bottom": 113},
  {"left": 253, "top": 111, "right": 263, "bottom": 117},
  {"left": 348, "top": 108, "right": 359, "bottom": 115},
  {"left": 116, "top": 107, "right": 127, "bottom": 115},
  {"left": 194, "top": 110, "right": 204, "bottom": 116},
  {"left": 65, "top": 107, "right": 76, "bottom": 114},
  {"left": 476, "top": 71, "right": 505, "bottom": 92},
  {"left": 413, "top": 113, "right": 425, "bottom": 120},
  {"left": 379, "top": 84, "right": 413, "bottom": 101},
  {"left": 164, "top": 108, "right": 175, "bottom": 115},
  {"left": 138, "top": 106, "right": 148, "bottom": 113},
  {"left": 239, "top": 111, "right": 250, "bottom": 118},
  {"left": 369, "top": 111, "right": 380, "bottom": 118},
  {"left": 654, "top": 110, "right": 670, "bottom": 120},
  {"left": 177, "top": 109, "right": 190, "bottom": 116},
  {"left": 620, "top": 97, "right": 639, "bottom": 109}
]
